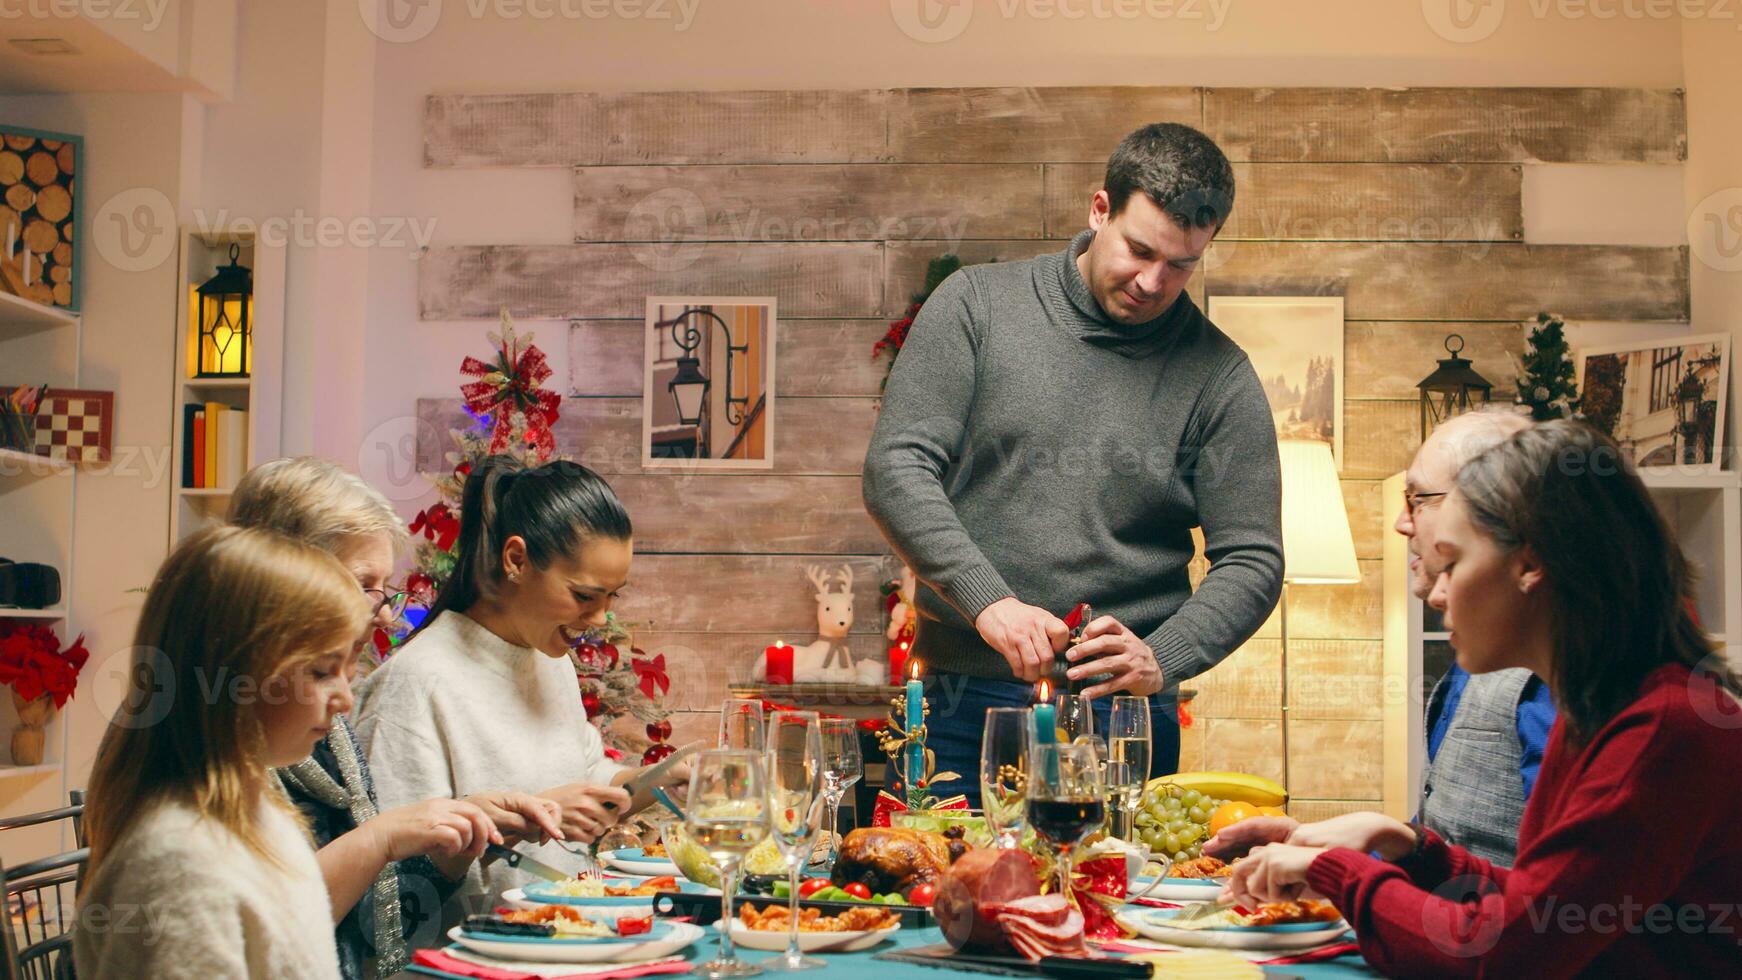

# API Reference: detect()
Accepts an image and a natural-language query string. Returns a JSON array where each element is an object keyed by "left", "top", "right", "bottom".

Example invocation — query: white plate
[
  {"left": 446, "top": 921, "right": 702, "bottom": 963},
  {"left": 499, "top": 887, "right": 658, "bottom": 916},
  {"left": 600, "top": 848, "right": 681, "bottom": 876},
  {"left": 717, "top": 918, "right": 901, "bottom": 953},
  {"left": 1128, "top": 876, "right": 1229, "bottom": 903},
  {"left": 1115, "top": 907, "right": 1349, "bottom": 951}
]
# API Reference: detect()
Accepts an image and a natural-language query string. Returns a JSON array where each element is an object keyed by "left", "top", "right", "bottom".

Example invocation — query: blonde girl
[{"left": 77, "top": 525, "right": 370, "bottom": 978}]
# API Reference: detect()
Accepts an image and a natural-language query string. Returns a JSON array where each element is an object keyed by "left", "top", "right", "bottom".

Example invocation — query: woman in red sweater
[{"left": 1221, "top": 419, "right": 1742, "bottom": 977}]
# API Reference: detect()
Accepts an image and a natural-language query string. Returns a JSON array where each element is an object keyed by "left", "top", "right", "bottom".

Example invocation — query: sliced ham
[
  {"left": 934, "top": 848, "right": 1041, "bottom": 952},
  {"left": 992, "top": 894, "right": 1090, "bottom": 961}
]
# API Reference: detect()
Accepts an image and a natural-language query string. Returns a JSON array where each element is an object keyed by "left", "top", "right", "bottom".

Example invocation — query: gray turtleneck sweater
[{"left": 862, "top": 230, "right": 1284, "bottom": 686}]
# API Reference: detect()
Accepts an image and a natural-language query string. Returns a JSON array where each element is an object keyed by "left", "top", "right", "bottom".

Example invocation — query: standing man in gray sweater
[{"left": 862, "top": 123, "right": 1284, "bottom": 801}]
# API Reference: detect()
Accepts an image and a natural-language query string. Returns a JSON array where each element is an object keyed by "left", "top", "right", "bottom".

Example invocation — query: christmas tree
[
  {"left": 399, "top": 310, "right": 673, "bottom": 764},
  {"left": 1514, "top": 312, "right": 1580, "bottom": 421}
]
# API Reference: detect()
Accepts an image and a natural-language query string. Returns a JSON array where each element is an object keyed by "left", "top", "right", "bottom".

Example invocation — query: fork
[{"left": 1167, "top": 896, "right": 1239, "bottom": 926}]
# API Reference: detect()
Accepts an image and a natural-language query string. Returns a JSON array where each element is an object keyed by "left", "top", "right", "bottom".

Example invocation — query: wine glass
[
  {"left": 1027, "top": 741, "right": 1104, "bottom": 898},
  {"left": 1054, "top": 693, "right": 1095, "bottom": 742},
  {"left": 764, "top": 711, "right": 825, "bottom": 972},
  {"left": 979, "top": 708, "right": 1032, "bottom": 849},
  {"left": 720, "top": 699, "right": 765, "bottom": 751},
  {"left": 818, "top": 718, "right": 862, "bottom": 867},
  {"left": 686, "top": 749, "right": 770, "bottom": 979},
  {"left": 1106, "top": 696, "right": 1152, "bottom": 842}
]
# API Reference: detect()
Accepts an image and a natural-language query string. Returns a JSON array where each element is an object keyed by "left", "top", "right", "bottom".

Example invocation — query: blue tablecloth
[{"left": 406, "top": 921, "right": 1383, "bottom": 979}]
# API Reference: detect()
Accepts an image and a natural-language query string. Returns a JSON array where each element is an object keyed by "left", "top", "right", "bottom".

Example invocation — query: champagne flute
[
  {"left": 979, "top": 708, "right": 1032, "bottom": 849},
  {"left": 818, "top": 718, "right": 862, "bottom": 867},
  {"left": 720, "top": 699, "right": 765, "bottom": 751},
  {"left": 765, "top": 711, "right": 825, "bottom": 972},
  {"left": 1054, "top": 693, "right": 1094, "bottom": 742},
  {"left": 1106, "top": 696, "right": 1152, "bottom": 842},
  {"left": 687, "top": 749, "right": 770, "bottom": 979},
  {"left": 1027, "top": 741, "right": 1104, "bottom": 898}
]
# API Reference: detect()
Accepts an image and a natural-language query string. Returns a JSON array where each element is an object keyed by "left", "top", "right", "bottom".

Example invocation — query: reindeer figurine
[{"left": 753, "top": 564, "right": 883, "bottom": 684}]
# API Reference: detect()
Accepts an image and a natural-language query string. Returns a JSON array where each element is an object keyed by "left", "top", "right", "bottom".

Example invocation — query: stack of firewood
[{"left": 0, "top": 132, "right": 76, "bottom": 308}]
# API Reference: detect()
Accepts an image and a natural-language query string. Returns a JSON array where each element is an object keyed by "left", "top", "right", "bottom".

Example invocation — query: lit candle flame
[
  {"left": 908, "top": 658, "right": 922, "bottom": 681},
  {"left": 1035, "top": 677, "right": 1052, "bottom": 703}
]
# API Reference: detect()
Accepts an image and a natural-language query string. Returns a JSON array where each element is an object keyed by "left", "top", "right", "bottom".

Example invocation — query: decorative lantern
[
  {"left": 1416, "top": 334, "right": 1492, "bottom": 440},
  {"left": 666, "top": 355, "right": 710, "bottom": 428},
  {"left": 192, "top": 244, "right": 253, "bottom": 378}
]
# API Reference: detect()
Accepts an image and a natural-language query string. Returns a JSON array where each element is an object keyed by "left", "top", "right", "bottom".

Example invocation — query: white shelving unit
[
  {"left": 1382, "top": 466, "right": 1742, "bottom": 820},
  {"left": 166, "top": 228, "right": 286, "bottom": 545},
  {"left": 0, "top": 288, "right": 81, "bottom": 797}
]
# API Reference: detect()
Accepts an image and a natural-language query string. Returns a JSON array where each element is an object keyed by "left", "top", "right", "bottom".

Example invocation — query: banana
[{"left": 1149, "top": 771, "right": 1288, "bottom": 807}]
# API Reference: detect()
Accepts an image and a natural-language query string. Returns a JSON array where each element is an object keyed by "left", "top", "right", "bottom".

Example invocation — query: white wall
[
  {"left": 353, "top": 0, "right": 1692, "bottom": 525},
  {"left": 0, "top": 90, "right": 196, "bottom": 820}
]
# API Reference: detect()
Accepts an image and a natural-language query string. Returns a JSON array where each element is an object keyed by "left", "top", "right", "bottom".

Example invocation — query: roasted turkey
[{"left": 828, "top": 827, "right": 954, "bottom": 893}]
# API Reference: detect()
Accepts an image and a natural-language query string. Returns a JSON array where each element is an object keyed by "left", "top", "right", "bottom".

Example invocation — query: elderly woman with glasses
[{"left": 229, "top": 457, "right": 566, "bottom": 980}]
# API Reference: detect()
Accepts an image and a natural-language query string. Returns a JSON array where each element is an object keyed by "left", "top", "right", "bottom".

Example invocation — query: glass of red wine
[{"left": 1026, "top": 741, "right": 1105, "bottom": 897}]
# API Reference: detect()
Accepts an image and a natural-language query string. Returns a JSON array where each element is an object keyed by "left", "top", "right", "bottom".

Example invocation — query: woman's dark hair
[
  {"left": 418, "top": 455, "right": 631, "bottom": 629},
  {"left": 1454, "top": 419, "right": 1738, "bottom": 743},
  {"left": 1103, "top": 122, "right": 1236, "bottom": 230}
]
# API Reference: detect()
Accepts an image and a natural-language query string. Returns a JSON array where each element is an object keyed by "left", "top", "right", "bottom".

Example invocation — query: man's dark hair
[{"left": 1104, "top": 123, "right": 1236, "bottom": 230}]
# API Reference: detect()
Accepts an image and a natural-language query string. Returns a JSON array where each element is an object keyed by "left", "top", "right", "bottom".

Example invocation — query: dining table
[{"left": 393, "top": 905, "right": 1385, "bottom": 980}]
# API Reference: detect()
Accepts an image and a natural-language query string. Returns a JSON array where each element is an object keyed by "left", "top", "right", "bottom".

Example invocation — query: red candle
[
  {"left": 764, "top": 640, "right": 794, "bottom": 685},
  {"left": 888, "top": 640, "right": 910, "bottom": 685}
]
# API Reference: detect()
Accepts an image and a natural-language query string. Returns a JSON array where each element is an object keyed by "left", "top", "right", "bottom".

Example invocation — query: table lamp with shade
[{"left": 1277, "top": 439, "right": 1362, "bottom": 793}]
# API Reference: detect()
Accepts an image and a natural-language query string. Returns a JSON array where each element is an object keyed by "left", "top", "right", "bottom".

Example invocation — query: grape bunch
[{"left": 1135, "top": 783, "right": 1227, "bottom": 863}]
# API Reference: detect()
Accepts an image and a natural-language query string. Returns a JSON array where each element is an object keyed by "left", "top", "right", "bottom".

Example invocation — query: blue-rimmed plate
[
  {"left": 1115, "top": 907, "right": 1348, "bottom": 951},
  {"left": 515, "top": 878, "right": 712, "bottom": 906},
  {"left": 599, "top": 847, "right": 680, "bottom": 876},
  {"left": 447, "top": 920, "right": 699, "bottom": 963}
]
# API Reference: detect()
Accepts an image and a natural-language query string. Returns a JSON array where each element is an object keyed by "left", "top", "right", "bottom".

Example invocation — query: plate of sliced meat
[
  {"left": 982, "top": 893, "right": 1090, "bottom": 961},
  {"left": 1117, "top": 900, "right": 1348, "bottom": 951}
]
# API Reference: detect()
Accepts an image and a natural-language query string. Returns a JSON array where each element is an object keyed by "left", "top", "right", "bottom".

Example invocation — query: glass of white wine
[
  {"left": 720, "top": 698, "right": 766, "bottom": 752},
  {"left": 686, "top": 748, "right": 770, "bottom": 978},
  {"left": 818, "top": 718, "right": 862, "bottom": 867},
  {"left": 979, "top": 708, "right": 1032, "bottom": 848},
  {"left": 1054, "top": 692, "right": 1095, "bottom": 742},
  {"left": 765, "top": 711, "right": 825, "bottom": 972},
  {"left": 1107, "top": 696, "right": 1152, "bottom": 842}
]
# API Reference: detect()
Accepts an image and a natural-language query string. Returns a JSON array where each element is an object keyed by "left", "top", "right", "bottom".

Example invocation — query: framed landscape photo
[
  {"left": 641, "top": 296, "right": 777, "bottom": 470},
  {"left": 1576, "top": 334, "right": 1729, "bottom": 472},
  {"left": 1207, "top": 295, "right": 1345, "bottom": 469}
]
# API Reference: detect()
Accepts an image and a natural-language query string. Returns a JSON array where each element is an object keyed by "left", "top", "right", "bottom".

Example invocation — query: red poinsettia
[
  {"left": 409, "top": 502, "right": 460, "bottom": 551},
  {"left": 631, "top": 652, "right": 670, "bottom": 699},
  {"left": 872, "top": 303, "right": 920, "bottom": 362},
  {"left": 459, "top": 314, "right": 562, "bottom": 457},
  {"left": 0, "top": 622, "right": 89, "bottom": 708}
]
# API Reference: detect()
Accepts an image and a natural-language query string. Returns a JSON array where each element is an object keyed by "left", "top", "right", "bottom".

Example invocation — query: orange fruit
[
  {"left": 1208, "top": 801, "right": 1258, "bottom": 836},
  {"left": 1257, "top": 805, "right": 1287, "bottom": 817}
]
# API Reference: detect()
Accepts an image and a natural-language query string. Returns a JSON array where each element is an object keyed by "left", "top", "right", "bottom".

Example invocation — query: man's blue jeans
[{"left": 918, "top": 672, "right": 1182, "bottom": 807}]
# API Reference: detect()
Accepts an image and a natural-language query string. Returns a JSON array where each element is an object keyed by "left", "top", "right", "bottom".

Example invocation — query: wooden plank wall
[{"left": 420, "top": 86, "right": 1687, "bottom": 812}]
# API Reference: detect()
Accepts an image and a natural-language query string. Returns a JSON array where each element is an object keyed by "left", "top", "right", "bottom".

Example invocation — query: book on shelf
[{"left": 182, "top": 403, "right": 249, "bottom": 489}]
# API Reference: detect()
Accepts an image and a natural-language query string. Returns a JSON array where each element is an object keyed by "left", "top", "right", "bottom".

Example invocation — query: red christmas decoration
[
  {"left": 459, "top": 312, "right": 562, "bottom": 456},
  {"left": 642, "top": 742, "right": 676, "bottom": 765},
  {"left": 581, "top": 691, "right": 603, "bottom": 718},
  {"left": 408, "top": 502, "right": 459, "bottom": 551},
  {"left": 645, "top": 720, "right": 672, "bottom": 742},
  {"left": 0, "top": 622, "right": 89, "bottom": 709},
  {"left": 631, "top": 652, "right": 669, "bottom": 699}
]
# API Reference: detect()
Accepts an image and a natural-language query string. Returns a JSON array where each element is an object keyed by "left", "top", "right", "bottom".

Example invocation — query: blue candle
[
  {"left": 1032, "top": 678, "right": 1056, "bottom": 745},
  {"left": 905, "top": 660, "right": 926, "bottom": 796}
]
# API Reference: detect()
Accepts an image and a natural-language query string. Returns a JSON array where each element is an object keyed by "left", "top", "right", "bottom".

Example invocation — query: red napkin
[
  {"left": 1258, "top": 942, "right": 1361, "bottom": 965},
  {"left": 411, "top": 948, "right": 693, "bottom": 980}
]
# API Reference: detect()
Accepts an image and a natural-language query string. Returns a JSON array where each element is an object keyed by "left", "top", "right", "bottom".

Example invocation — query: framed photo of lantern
[
  {"left": 0, "top": 125, "right": 82, "bottom": 312},
  {"left": 1576, "top": 334, "right": 1730, "bottom": 472},
  {"left": 641, "top": 296, "right": 777, "bottom": 469}
]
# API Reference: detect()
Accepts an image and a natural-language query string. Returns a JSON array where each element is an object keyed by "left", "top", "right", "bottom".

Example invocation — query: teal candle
[
  {"left": 1033, "top": 703, "right": 1056, "bottom": 745},
  {"left": 904, "top": 660, "right": 926, "bottom": 797}
]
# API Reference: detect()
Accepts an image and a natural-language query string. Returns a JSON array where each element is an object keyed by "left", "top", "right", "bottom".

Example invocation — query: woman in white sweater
[
  {"left": 354, "top": 456, "right": 691, "bottom": 921},
  {"left": 77, "top": 525, "right": 418, "bottom": 979}
]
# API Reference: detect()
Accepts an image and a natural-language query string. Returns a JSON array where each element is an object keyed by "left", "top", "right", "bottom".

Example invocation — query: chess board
[{"left": 32, "top": 388, "right": 112, "bottom": 463}]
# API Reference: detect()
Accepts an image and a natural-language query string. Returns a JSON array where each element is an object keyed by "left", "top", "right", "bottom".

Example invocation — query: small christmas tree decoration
[{"left": 1515, "top": 312, "right": 1581, "bottom": 421}]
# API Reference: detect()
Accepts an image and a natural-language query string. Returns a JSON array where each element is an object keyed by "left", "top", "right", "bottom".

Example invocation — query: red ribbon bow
[
  {"left": 871, "top": 790, "right": 969, "bottom": 827},
  {"left": 631, "top": 652, "right": 669, "bottom": 698},
  {"left": 459, "top": 321, "right": 562, "bottom": 456}
]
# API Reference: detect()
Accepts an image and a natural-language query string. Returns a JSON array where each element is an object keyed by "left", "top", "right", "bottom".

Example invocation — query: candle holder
[{"left": 875, "top": 683, "right": 960, "bottom": 813}]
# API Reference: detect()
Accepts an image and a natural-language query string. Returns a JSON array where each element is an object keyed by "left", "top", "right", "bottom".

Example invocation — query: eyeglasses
[
  {"left": 1404, "top": 490, "right": 1448, "bottom": 517},
  {"left": 363, "top": 587, "right": 409, "bottom": 619}
]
